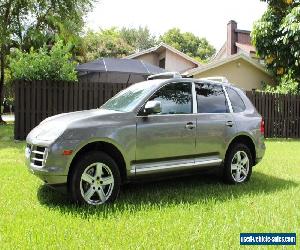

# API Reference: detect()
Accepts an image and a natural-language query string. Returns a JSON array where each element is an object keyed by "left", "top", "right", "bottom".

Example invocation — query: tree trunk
[
  {"left": 0, "top": 47, "right": 6, "bottom": 124},
  {"left": 0, "top": 1, "right": 13, "bottom": 124}
]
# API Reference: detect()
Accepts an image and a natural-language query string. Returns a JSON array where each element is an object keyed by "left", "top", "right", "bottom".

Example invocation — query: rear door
[{"left": 194, "top": 82, "right": 235, "bottom": 159}]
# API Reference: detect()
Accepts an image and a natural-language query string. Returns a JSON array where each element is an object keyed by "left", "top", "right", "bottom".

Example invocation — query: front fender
[{"left": 63, "top": 137, "right": 130, "bottom": 175}]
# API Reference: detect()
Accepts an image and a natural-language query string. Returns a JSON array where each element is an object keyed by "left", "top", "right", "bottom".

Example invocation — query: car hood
[
  {"left": 40, "top": 108, "right": 119, "bottom": 125},
  {"left": 27, "top": 109, "right": 121, "bottom": 142}
]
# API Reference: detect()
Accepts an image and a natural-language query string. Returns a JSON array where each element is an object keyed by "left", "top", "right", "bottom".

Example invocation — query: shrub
[
  {"left": 10, "top": 41, "right": 77, "bottom": 81},
  {"left": 264, "top": 71, "right": 299, "bottom": 94}
]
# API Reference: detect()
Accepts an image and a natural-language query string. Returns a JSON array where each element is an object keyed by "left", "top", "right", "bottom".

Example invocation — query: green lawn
[{"left": 0, "top": 124, "right": 299, "bottom": 249}]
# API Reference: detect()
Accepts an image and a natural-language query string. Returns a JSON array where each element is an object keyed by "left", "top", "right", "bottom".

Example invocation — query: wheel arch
[
  {"left": 225, "top": 133, "right": 256, "bottom": 165},
  {"left": 67, "top": 140, "right": 127, "bottom": 186}
]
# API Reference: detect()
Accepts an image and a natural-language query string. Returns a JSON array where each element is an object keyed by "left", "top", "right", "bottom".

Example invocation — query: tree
[
  {"left": 120, "top": 26, "right": 157, "bottom": 52},
  {"left": 252, "top": 0, "right": 300, "bottom": 84},
  {"left": 160, "top": 28, "right": 216, "bottom": 62},
  {"left": 77, "top": 28, "right": 134, "bottom": 62},
  {"left": 10, "top": 41, "right": 77, "bottom": 81},
  {"left": 0, "top": 0, "right": 94, "bottom": 123},
  {"left": 263, "top": 70, "right": 299, "bottom": 94}
]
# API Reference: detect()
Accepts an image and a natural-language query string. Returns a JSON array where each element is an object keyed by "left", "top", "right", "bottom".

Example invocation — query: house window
[{"left": 159, "top": 58, "right": 165, "bottom": 69}]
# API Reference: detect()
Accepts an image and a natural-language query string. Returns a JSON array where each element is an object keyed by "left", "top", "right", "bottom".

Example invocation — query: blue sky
[{"left": 86, "top": 0, "right": 267, "bottom": 50}]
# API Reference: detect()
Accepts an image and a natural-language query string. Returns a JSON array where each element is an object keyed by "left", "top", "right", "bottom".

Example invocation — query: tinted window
[
  {"left": 226, "top": 87, "right": 246, "bottom": 113},
  {"left": 150, "top": 82, "right": 192, "bottom": 114},
  {"left": 195, "top": 82, "right": 228, "bottom": 113}
]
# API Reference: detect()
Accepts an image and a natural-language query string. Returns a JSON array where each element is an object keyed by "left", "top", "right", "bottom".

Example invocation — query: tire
[
  {"left": 223, "top": 143, "right": 253, "bottom": 184},
  {"left": 69, "top": 151, "right": 121, "bottom": 205}
]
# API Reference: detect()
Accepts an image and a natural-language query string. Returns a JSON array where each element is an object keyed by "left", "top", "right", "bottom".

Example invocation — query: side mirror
[{"left": 144, "top": 100, "right": 161, "bottom": 115}]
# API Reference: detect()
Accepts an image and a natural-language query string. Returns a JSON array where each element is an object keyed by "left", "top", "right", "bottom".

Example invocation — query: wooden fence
[
  {"left": 246, "top": 91, "right": 300, "bottom": 138},
  {"left": 14, "top": 80, "right": 130, "bottom": 140},
  {"left": 14, "top": 80, "right": 300, "bottom": 140}
]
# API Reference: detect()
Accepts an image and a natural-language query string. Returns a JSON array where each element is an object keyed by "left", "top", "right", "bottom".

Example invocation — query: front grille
[{"left": 28, "top": 144, "right": 48, "bottom": 168}]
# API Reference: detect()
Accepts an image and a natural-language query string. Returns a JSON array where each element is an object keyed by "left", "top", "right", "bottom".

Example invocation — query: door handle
[
  {"left": 225, "top": 121, "right": 234, "bottom": 127},
  {"left": 185, "top": 122, "right": 196, "bottom": 129}
]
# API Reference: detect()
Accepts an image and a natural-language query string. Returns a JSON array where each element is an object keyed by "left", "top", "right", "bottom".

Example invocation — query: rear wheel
[
  {"left": 70, "top": 151, "right": 121, "bottom": 205},
  {"left": 223, "top": 143, "right": 253, "bottom": 184}
]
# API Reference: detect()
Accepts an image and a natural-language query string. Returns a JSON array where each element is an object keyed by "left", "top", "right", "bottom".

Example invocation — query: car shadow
[{"left": 37, "top": 171, "right": 298, "bottom": 218}]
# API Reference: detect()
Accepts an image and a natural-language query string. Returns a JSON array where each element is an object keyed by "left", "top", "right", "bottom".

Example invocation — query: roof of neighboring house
[
  {"left": 211, "top": 42, "right": 226, "bottom": 61},
  {"left": 77, "top": 58, "right": 165, "bottom": 75},
  {"left": 124, "top": 42, "right": 201, "bottom": 66},
  {"left": 235, "top": 29, "right": 251, "bottom": 34},
  {"left": 213, "top": 42, "right": 256, "bottom": 61},
  {"left": 235, "top": 43, "right": 256, "bottom": 54},
  {"left": 186, "top": 53, "right": 272, "bottom": 76}
]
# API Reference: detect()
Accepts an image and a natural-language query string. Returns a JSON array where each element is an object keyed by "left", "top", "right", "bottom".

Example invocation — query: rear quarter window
[{"left": 226, "top": 87, "right": 246, "bottom": 113}]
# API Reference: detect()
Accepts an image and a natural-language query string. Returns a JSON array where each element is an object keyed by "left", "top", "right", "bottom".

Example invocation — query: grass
[{"left": 0, "top": 124, "right": 299, "bottom": 249}]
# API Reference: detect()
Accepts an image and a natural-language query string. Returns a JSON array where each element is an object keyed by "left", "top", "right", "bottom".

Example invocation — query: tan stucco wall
[
  {"left": 133, "top": 49, "right": 197, "bottom": 73},
  {"left": 193, "top": 58, "right": 274, "bottom": 90},
  {"left": 135, "top": 53, "right": 159, "bottom": 66},
  {"left": 165, "top": 50, "right": 197, "bottom": 73},
  {"left": 158, "top": 50, "right": 166, "bottom": 61}
]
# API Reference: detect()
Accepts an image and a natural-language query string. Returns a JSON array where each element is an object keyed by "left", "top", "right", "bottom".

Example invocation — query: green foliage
[
  {"left": 10, "top": 41, "right": 77, "bottom": 81},
  {"left": 120, "top": 26, "right": 157, "bottom": 52},
  {"left": 160, "top": 28, "right": 216, "bottom": 62},
  {"left": 0, "top": 0, "right": 95, "bottom": 51},
  {"left": 77, "top": 28, "right": 134, "bottom": 62},
  {"left": 77, "top": 26, "right": 158, "bottom": 62},
  {"left": 264, "top": 70, "right": 299, "bottom": 94},
  {"left": 0, "top": 0, "right": 95, "bottom": 118},
  {"left": 252, "top": 0, "right": 300, "bottom": 79},
  {"left": 78, "top": 27, "right": 215, "bottom": 63}
]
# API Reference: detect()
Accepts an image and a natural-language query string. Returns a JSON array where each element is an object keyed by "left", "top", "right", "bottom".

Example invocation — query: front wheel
[
  {"left": 69, "top": 151, "right": 121, "bottom": 205},
  {"left": 223, "top": 143, "right": 253, "bottom": 184}
]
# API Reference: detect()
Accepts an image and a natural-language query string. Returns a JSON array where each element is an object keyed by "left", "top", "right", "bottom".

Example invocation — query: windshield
[{"left": 101, "top": 80, "right": 161, "bottom": 112}]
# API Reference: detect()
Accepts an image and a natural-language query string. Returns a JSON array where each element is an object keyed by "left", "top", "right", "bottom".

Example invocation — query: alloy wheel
[
  {"left": 230, "top": 151, "right": 249, "bottom": 183},
  {"left": 80, "top": 162, "right": 114, "bottom": 205}
]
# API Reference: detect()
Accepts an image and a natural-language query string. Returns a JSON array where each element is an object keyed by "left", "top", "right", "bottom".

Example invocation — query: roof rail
[
  {"left": 199, "top": 76, "right": 229, "bottom": 83},
  {"left": 147, "top": 72, "right": 182, "bottom": 80}
]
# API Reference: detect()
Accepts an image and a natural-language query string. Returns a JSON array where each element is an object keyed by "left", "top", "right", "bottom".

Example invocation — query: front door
[{"left": 136, "top": 81, "right": 196, "bottom": 162}]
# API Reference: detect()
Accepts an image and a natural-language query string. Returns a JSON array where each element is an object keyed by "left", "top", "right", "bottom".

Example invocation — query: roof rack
[
  {"left": 199, "top": 76, "right": 229, "bottom": 83},
  {"left": 147, "top": 72, "right": 182, "bottom": 80}
]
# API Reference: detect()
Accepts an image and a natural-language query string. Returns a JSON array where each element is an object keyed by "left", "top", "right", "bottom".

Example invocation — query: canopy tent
[
  {"left": 77, "top": 58, "right": 165, "bottom": 84},
  {"left": 77, "top": 58, "right": 165, "bottom": 74}
]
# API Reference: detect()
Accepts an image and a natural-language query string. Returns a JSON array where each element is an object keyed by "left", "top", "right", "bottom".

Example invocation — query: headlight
[{"left": 36, "top": 126, "right": 66, "bottom": 142}]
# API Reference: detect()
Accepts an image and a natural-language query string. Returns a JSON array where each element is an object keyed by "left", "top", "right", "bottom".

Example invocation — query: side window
[
  {"left": 149, "top": 82, "right": 192, "bottom": 114},
  {"left": 195, "top": 82, "right": 228, "bottom": 113},
  {"left": 226, "top": 87, "right": 246, "bottom": 113}
]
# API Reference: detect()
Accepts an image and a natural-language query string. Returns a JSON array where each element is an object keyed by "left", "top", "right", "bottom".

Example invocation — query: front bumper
[
  {"left": 25, "top": 153, "right": 68, "bottom": 184},
  {"left": 25, "top": 139, "right": 80, "bottom": 185},
  {"left": 28, "top": 168, "right": 68, "bottom": 184}
]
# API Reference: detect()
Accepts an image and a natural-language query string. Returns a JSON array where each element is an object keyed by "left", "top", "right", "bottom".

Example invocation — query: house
[
  {"left": 124, "top": 42, "right": 201, "bottom": 74},
  {"left": 187, "top": 20, "right": 274, "bottom": 90}
]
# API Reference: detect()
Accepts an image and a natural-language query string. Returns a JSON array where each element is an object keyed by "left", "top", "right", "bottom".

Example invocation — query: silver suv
[{"left": 25, "top": 76, "right": 265, "bottom": 205}]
